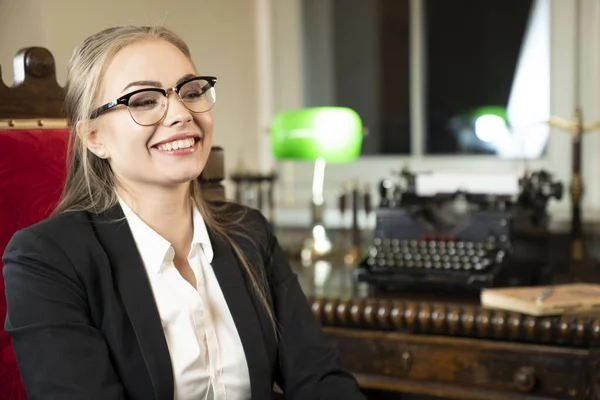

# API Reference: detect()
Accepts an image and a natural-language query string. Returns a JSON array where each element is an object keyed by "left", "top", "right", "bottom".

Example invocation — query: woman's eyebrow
[
  {"left": 176, "top": 74, "right": 196, "bottom": 85},
  {"left": 121, "top": 75, "right": 196, "bottom": 93},
  {"left": 122, "top": 80, "right": 162, "bottom": 92}
]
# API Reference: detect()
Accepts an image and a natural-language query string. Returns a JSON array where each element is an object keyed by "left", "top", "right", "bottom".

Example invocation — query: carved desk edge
[{"left": 308, "top": 296, "right": 600, "bottom": 347}]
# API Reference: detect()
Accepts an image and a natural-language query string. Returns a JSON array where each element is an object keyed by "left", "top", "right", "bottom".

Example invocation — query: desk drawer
[{"left": 325, "top": 328, "right": 593, "bottom": 399}]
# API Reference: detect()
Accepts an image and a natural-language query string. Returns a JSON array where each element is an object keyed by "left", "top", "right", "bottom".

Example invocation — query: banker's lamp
[{"left": 270, "top": 107, "right": 363, "bottom": 260}]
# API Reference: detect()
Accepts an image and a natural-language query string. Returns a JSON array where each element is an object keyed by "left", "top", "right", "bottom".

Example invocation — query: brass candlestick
[
  {"left": 341, "top": 180, "right": 372, "bottom": 266},
  {"left": 548, "top": 107, "right": 600, "bottom": 261}
]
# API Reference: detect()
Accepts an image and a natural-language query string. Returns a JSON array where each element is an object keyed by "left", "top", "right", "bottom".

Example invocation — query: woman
[{"left": 2, "top": 26, "right": 366, "bottom": 400}]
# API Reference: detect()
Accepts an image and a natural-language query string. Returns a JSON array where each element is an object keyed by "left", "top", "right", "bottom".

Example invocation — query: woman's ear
[{"left": 77, "top": 120, "right": 108, "bottom": 159}]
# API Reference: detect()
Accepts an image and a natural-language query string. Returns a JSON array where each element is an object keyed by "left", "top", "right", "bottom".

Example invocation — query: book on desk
[{"left": 481, "top": 283, "right": 600, "bottom": 316}]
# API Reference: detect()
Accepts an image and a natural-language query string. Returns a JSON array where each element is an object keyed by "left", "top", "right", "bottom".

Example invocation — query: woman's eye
[
  {"left": 183, "top": 91, "right": 202, "bottom": 100},
  {"left": 129, "top": 97, "right": 160, "bottom": 109},
  {"left": 180, "top": 83, "right": 210, "bottom": 101}
]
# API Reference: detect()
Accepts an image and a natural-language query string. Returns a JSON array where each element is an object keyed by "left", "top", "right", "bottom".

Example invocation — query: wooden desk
[{"left": 289, "top": 259, "right": 600, "bottom": 399}]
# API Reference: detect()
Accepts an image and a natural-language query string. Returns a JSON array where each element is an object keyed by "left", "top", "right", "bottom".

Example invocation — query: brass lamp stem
[{"left": 301, "top": 157, "right": 332, "bottom": 261}]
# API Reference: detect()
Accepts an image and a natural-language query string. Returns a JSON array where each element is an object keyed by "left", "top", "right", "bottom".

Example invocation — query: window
[
  {"left": 426, "top": 0, "right": 549, "bottom": 157},
  {"left": 301, "top": 0, "right": 550, "bottom": 158},
  {"left": 303, "top": 0, "right": 411, "bottom": 155}
]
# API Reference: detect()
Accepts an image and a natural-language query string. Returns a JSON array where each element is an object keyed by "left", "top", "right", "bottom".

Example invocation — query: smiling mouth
[{"left": 154, "top": 137, "right": 198, "bottom": 151}]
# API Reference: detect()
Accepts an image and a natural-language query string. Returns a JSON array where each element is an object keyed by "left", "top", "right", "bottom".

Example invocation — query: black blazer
[{"left": 3, "top": 203, "right": 366, "bottom": 400}]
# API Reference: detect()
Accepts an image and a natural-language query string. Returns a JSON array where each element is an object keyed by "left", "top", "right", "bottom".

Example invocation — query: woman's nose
[{"left": 162, "top": 91, "right": 192, "bottom": 126}]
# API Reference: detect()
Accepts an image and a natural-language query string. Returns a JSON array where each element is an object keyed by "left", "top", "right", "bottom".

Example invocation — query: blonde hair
[{"left": 54, "top": 26, "right": 275, "bottom": 333}]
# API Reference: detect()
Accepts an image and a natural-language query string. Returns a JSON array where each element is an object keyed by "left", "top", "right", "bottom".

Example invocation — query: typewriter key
[{"left": 496, "top": 251, "right": 505, "bottom": 263}]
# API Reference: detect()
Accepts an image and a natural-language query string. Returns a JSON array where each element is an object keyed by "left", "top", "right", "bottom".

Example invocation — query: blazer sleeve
[
  {"left": 3, "top": 228, "right": 127, "bottom": 400},
  {"left": 257, "top": 215, "right": 367, "bottom": 400}
]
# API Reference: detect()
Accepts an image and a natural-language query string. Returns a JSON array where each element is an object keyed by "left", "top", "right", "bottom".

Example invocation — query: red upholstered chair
[
  {"left": 0, "top": 47, "right": 68, "bottom": 400},
  {"left": 0, "top": 47, "right": 225, "bottom": 399}
]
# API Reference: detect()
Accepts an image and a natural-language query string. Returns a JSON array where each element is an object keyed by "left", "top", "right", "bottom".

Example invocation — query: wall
[{"left": 0, "top": 0, "right": 260, "bottom": 196}]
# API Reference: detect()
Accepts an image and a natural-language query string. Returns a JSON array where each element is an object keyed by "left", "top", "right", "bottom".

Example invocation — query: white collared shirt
[{"left": 118, "top": 198, "right": 251, "bottom": 400}]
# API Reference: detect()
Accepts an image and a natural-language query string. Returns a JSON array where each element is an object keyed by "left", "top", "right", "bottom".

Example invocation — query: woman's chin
[{"left": 161, "top": 170, "right": 202, "bottom": 186}]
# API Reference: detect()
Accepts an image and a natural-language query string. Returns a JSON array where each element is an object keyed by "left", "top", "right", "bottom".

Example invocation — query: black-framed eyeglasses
[{"left": 90, "top": 76, "right": 217, "bottom": 126}]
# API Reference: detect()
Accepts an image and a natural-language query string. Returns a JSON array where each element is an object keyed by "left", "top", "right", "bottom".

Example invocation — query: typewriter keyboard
[{"left": 364, "top": 236, "right": 505, "bottom": 274}]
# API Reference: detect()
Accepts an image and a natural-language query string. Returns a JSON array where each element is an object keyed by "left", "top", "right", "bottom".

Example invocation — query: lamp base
[
  {"left": 344, "top": 245, "right": 361, "bottom": 266},
  {"left": 300, "top": 223, "right": 333, "bottom": 262}
]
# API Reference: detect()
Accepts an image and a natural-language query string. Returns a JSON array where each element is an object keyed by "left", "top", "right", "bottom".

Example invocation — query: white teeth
[{"left": 157, "top": 137, "right": 196, "bottom": 151}]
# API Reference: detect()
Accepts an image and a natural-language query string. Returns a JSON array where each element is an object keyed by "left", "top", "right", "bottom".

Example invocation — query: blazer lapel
[
  {"left": 91, "top": 205, "right": 174, "bottom": 400},
  {"left": 209, "top": 230, "right": 273, "bottom": 399}
]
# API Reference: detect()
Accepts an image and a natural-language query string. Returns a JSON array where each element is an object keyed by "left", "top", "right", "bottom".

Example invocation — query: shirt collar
[
  {"left": 117, "top": 197, "right": 214, "bottom": 276},
  {"left": 191, "top": 205, "right": 213, "bottom": 263}
]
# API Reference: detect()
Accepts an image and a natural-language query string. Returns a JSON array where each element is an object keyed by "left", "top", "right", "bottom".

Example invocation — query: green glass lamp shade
[
  {"left": 471, "top": 106, "right": 509, "bottom": 124},
  {"left": 270, "top": 107, "right": 363, "bottom": 163},
  {"left": 470, "top": 105, "right": 510, "bottom": 143}
]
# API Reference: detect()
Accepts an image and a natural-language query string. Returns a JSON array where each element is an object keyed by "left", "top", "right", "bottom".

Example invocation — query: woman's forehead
[{"left": 103, "top": 39, "right": 196, "bottom": 93}]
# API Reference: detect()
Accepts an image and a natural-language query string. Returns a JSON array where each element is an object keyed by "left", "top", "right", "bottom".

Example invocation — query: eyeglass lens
[{"left": 127, "top": 78, "right": 216, "bottom": 125}]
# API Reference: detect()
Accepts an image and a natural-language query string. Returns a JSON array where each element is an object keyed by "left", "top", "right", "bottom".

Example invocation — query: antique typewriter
[{"left": 356, "top": 169, "right": 563, "bottom": 291}]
